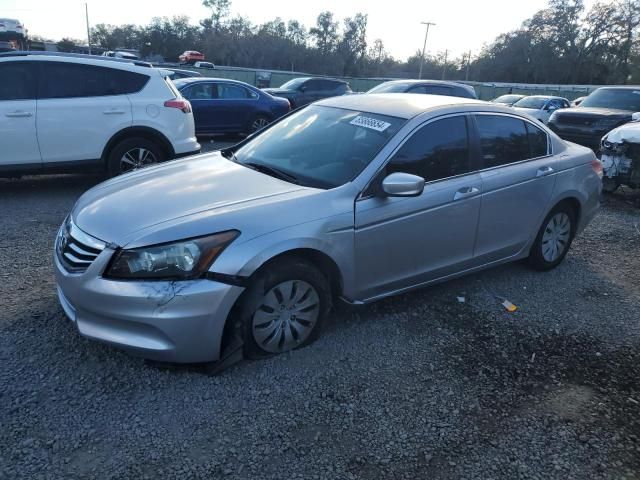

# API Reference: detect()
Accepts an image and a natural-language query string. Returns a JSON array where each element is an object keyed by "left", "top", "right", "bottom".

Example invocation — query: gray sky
[{"left": 3, "top": 0, "right": 603, "bottom": 60}]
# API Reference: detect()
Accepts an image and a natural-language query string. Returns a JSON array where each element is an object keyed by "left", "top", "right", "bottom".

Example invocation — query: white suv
[{"left": 0, "top": 52, "right": 200, "bottom": 177}]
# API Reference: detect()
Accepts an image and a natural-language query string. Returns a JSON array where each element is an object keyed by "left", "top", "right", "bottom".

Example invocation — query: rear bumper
[
  {"left": 173, "top": 137, "right": 200, "bottom": 157},
  {"left": 54, "top": 249, "right": 244, "bottom": 363}
]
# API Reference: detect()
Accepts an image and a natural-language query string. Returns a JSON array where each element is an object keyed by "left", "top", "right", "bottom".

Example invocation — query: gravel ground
[{"left": 1, "top": 160, "right": 639, "bottom": 479}]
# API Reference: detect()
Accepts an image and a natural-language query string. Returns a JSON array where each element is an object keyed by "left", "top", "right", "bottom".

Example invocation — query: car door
[
  {"left": 182, "top": 82, "right": 219, "bottom": 134},
  {"left": 36, "top": 61, "right": 134, "bottom": 164},
  {"left": 354, "top": 115, "right": 483, "bottom": 300},
  {"left": 217, "top": 82, "right": 259, "bottom": 131},
  {"left": 472, "top": 113, "right": 557, "bottom": 263},
  {"left": 0, "top": 61, "right": 41, "bottom": 168}
]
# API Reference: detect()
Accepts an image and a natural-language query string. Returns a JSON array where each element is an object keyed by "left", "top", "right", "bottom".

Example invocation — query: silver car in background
[{"left": 54, "top": 94, "right": 602, "bottom": 365}]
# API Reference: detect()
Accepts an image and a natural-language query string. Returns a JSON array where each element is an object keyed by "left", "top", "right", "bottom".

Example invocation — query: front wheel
[
  {"left": 239, "top": 259, "right": 331, "bottom": 359},
  {"left": 528, "top": 203, "right": 576, "bottom": 271}
]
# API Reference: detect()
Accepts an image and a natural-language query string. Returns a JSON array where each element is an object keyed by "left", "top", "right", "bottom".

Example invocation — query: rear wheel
[
  {"left": 249, "top": 115, "right": 271, "bottom": 134},
  {"left": 106, "top": 137, "right": 165, "bottom": 177},
  {"left": 528, "top": 203, "right": 576, "bottom": 271},
  {"left": 239, "top": 259, "right": 331, "bottom": 359}
]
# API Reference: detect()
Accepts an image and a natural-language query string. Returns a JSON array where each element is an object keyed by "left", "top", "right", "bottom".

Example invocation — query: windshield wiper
[{"left": 243, "top": 162, "right": 301, "bottom": 185}]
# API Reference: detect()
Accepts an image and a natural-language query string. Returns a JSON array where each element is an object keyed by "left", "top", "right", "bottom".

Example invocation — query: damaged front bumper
[
  {"left": 54, "top": 247, "right": 244, "bottom": 363},
  {"left": 601, "top": 123, "right": 640, "bottom": 190}
]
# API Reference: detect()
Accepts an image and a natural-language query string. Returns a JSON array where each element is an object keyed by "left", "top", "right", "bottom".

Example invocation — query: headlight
[{"left": 105, "top": 231, "right": 239, "bottom": 280}]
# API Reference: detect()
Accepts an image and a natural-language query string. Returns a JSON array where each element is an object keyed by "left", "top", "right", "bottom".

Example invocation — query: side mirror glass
[{"left": 381, "top": 172, "right": 425, "bottom": 197}]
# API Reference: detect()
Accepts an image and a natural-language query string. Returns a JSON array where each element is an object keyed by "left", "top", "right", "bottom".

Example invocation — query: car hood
[
  {"left": 604, "top": 121, "right": 640, "bottom": 144},
  {"left": 72, "top": 153, "right": 315, "bottom": 247},
  {"left": 555, "top": 107, "right": 633, "bottom": 118},
  {"left": 262, "top": 88, "right": 295, "bottom": 96}
]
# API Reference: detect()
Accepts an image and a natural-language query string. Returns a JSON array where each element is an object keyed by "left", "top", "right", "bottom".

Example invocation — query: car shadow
[{"left": 0, "top": 173, "right": 104, "bottom": 197}]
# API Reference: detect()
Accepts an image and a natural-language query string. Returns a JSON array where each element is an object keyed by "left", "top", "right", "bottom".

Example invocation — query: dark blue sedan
[{"left": 173, "top": 78, "right": 290, "bottom": 135}]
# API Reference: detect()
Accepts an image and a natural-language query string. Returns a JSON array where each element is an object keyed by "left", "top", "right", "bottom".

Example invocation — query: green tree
[
  {"left": 310, "top": 11, "right": 338, "bottom": 56},
  {"left": 56, "top": 38, "right": 77, "bottom": 52}
]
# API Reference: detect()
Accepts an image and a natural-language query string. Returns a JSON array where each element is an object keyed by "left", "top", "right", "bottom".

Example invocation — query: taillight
[
  {"left": 164, "top": 99, "right": 192, "bottom": 114},
  {"left": 591, "top": 158, "right": 603, "bottom": 178}
]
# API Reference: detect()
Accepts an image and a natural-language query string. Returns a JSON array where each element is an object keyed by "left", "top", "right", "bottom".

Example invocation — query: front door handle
[
  {"left": 454, "top": 186, "right": 480, "bottom": 201},
  {"left": 5, "top": 111, "right": 33, "bottom": 118},
  {"left": 536, "top": 166, "right": 554, "bottom": 177}
]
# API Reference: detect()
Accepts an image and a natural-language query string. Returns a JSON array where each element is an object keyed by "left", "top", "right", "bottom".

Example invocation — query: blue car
[{"left": 173, "top": 78, "right": 290, "bottom": 135}]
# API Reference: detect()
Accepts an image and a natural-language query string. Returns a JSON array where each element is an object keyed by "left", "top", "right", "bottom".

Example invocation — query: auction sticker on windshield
[{"left": 350, "top": 116, "right": 391, "bottom": 132}]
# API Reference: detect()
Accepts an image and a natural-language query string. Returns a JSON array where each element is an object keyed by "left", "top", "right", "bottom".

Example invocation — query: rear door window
[
  {"left": 386, "top": 115, "right": 471, "bottom": 182},
  {"left": 0, "top": 61, "right": 36, "bottom": 100},
  {"left": 183, "top": 83, "right": 217, "bottom": 100},
  {"left": 475, "top": 115, "right": 531, "bottom": 168},
  {"left": 39, "top": 62, "right": 149, "bottom": 99},
  {"left": 218, "top": 83, "right": 254, "bottom": 99}
]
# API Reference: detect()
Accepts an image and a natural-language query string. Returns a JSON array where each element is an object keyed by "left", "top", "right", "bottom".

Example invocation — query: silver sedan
[{"left": 54, "top": 94, "right": 602, "bottom": 364}]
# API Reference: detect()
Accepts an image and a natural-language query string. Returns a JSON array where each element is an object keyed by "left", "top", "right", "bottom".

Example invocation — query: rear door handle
[
  {"left": 536, "top": 166, "right": 554, "bottom": 177},
  {"left": 454, "top": 186, "right": 480, "bottom": 201},
  {"left": 102, "top": 109, "right": 126, "bottom": 115},
  {"left": 5, "top": 111, "right": 33, "bottom": 118}
]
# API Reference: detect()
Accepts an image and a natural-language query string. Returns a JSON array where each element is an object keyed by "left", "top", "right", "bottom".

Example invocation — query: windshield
[
  {"left": 513, "top": 97, "right": 547, "bottom": 109},
  {"left": 580, "top": 88, "right": 640, "bottom": 111},
  {"left": 231, "top": 105, "right": 405, "bottom": 189},
  {"left": 367, "top": 82, "right": 410, "bottom": 93},
  {"left": 279, "top": 78, "right": 307, "bottom": 90}
]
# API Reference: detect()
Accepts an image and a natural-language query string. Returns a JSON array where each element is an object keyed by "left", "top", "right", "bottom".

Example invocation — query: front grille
[
  {"left": 555, "top": 114, "right": 596, "bottom": 126},
  {"left": 56, "top": 219, "right": 106, "bottom": 273}
]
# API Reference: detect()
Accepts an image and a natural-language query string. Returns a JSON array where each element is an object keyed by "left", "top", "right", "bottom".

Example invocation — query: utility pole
[
  {"left": 465, "top": 50, "right": 472, "bottom": 81},
  {"left": 85, "top": 3, "right": 92, "bottom": 55},
  {"left": 441, "top": 49, "right": 448, "bottom": 80},
  {"left": 418, "top": 21, "right": 435, "bottom": 79}
]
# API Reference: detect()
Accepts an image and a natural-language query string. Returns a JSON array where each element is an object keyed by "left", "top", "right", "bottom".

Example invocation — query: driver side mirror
[
  {"left": 632, "top": 112, "right": 640, "bottom": 122},
  {"left": 381, "top": 172, "right": 425, "bottom": 197}
]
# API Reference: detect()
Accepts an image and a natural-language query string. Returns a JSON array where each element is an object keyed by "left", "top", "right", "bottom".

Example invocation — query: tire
[
  {"left": 527, "top": 203, "right": 576, "bottom": 271},
  {"left": 106, "top": 137, "right": 165, "bottom": 177},
  {"left": 248, "top": 115, "right": 271, "bottom": 134},
  {"left": 239, "top": 259, "right": 331, "bottom": 359}
]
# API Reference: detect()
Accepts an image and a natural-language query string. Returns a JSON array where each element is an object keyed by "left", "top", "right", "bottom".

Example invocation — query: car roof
[
  {"left": 317, "top": 93, "right": 486, "bottom": 119},
  {"left": 380, "top": 79, "right": 467, "bottom": 87},
  {"left": 593, "top": 86, "right": 640, "bottom": 90},
  {"left": 0, "top": 51, "right": 153, "bottom": 70},
  {"left": 288, "top": 76, "right": 346, "bottom": 84},
  {"left": 521, "top": 95, "right": 566, "bottom": 100},
  {"left": 173, "top": 77, "right": 254, "bottom": 87}
]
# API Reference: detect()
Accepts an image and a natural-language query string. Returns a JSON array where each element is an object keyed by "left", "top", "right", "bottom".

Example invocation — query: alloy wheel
[
  {"left": 251, "top": 117, "right": 270, "bottom": 132},
  {"left": 541, "top": 212, "right": 571, "bottom": 262},
  {"left": 251, "top": 280, "right": 320, "bottom": 353},
  {"left": 120, "top": 147, "right": 158, "bottom": 173}
]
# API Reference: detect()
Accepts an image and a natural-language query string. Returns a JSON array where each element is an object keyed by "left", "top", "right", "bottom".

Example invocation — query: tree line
[{"left": 54, "top": 0, "right": 640, "bottom": 85}]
